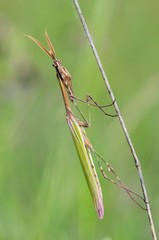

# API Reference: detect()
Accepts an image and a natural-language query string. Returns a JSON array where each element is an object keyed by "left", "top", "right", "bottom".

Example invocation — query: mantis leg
[
  {"left": 91, "top": 149, "right": 146, "bottom": 210},
  {"left": 70, "top": 95, "right": 117, "bottom": 117}
]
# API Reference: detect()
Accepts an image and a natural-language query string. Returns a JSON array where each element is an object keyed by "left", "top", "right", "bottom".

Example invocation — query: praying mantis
[{"left": 26, "top": 31, "right": 144, "bottom": 219}]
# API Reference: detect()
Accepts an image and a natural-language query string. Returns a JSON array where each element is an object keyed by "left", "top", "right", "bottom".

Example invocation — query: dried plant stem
[{"left": 73, "top": 1, "right": 157, "bottom": 239}]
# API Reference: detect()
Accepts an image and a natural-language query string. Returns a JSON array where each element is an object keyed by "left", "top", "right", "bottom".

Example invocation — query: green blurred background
[{"left": 0, "top": 0, "right": 159, "bottom": 239}]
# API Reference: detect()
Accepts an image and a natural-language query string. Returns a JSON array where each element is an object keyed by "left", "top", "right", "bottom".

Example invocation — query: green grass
[{"left": 0, "top": 0, "right": 159, "bottom": 239}]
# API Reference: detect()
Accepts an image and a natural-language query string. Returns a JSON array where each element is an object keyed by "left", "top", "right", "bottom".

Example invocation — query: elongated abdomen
[{"left": 66, "top": 115, "right": 104, "bottom": 219}]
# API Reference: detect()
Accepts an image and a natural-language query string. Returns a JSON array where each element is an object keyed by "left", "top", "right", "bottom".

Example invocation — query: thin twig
[{"left": 73, "top": 1, "right": 157, "bottom": 239}]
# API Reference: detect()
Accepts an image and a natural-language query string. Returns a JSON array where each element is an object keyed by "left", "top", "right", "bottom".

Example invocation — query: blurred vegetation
[{"left": 0, "top": 0, "right": 159, "bottom": 239}]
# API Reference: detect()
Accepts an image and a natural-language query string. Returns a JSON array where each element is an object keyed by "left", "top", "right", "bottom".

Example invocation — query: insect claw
[{"left": 69, "top": 95, "right": 74, "bottom": 102}]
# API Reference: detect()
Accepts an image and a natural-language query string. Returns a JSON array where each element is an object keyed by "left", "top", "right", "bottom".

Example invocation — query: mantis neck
[{"left": 58, "top": 78, "right": 72, "bottom": 116}]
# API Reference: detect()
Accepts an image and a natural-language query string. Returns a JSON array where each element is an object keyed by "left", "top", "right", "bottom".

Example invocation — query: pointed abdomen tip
[{"left": 97, "top": 199, "right": 104, "bottom": 219}]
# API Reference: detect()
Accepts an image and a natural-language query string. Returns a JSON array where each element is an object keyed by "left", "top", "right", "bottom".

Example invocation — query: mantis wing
[{"left": 66, "top": 114, "right": 104, "bottom": 219}]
